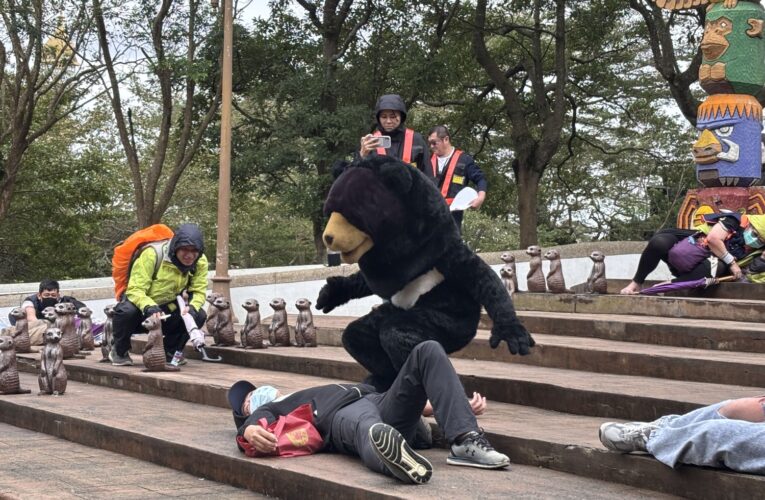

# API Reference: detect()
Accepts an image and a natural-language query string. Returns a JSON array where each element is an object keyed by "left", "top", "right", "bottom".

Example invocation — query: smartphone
[{"left": 378, "top": 135, "right": 392, "bottom": 149}]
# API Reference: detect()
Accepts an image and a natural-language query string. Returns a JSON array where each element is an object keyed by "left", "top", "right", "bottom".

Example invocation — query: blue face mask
[
  {"left": 744, "top": 229, "right": 764, "bottom": 249},
  {"left": 246, "top": 385, "right": 279, "bottom": 414}
]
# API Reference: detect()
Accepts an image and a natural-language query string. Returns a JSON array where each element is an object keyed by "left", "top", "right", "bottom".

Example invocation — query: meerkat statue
[
  {"left": 42, "top": 306, "right": 57, "bottom": 327},
  {"left": 268, "top": 298, "right": 290, "bottom": 346},
  {"left": 0, "top": 336, "right": 31, "bottom": 394},
  {"left": 294, "top": 298, "right": 317, "bottom": 347},
  {"left": 500, "top": 265, "right": 516, "bottom": 297},
  {"left": 38, "top": 328, "right": 66, "bottom": 396},
  {"left": 587, "top": 250, "right": 608, "bottom": 294},
  {"left": 77, "top": 306, "right": 95, "bottom": 351},
  {"left": 500, "top": 252, "right": 519, "bottom": 293},
  {"left": 544, "top": 249, "right": 570, "bottom": 293},
  {"left": 241, "top": 299, "right": 266, "bottom": 349},
  {"left": 55, "top": 302, "right": 83, "bottom": 359},
  {"left": 8, "top": 307, "right": 31, "bottom": 353},
  {"left": 141, "top": 316, "right": 179, "bottom": 372},
  {"left": 526, "top": 245, "right": 546, "bottom": 293},
  {"left": 204, "top": 292, "right": 222, "bottom": 335},
  {"left": 100, "top": 304, "right": 116, "bottom": 362},
  {"left": 209, "top": 296, "right": 236, "bottom": 346}
]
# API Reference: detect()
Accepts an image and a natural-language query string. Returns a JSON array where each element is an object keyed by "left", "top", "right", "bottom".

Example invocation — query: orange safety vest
[
  {"left": 374, "top": 129, "right": 414, "bottom": 164},
  {"left": 431, "top": 149, "right": 463, "bottom": 205}
]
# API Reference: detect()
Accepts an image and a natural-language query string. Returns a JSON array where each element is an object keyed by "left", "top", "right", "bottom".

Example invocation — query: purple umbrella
[{"left": 639, "top": 275, "right": 737, "bottom": 296}]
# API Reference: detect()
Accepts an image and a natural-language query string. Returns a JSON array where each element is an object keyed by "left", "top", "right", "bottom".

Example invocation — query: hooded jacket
[
  {"left": 125, "top": 224, "right": 208, "bottom": 314},
  {"left": 366, "top": 94, "right": 434, "bottom": 181}
]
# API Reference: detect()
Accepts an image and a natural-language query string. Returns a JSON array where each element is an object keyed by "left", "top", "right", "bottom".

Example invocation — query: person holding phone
[
  {"left": 358, "top": 94, "right": 435, "bottom": 181},
  {"left": 427, "top": 125, "right": 488, "bottom": 232}
]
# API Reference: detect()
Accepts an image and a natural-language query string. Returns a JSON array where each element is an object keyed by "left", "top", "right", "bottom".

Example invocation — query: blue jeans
[{"left": 647, "top": 399, "right": 765, "bottom": 474}]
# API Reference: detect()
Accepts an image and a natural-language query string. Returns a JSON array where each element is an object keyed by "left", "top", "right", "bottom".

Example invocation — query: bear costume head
[{"left": 322, "top": 156, "right": 459, "bottom": 297}]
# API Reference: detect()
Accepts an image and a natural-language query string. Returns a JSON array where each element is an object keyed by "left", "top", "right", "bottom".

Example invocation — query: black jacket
[
  {"left": 431, "top": 150, "right": 488, "bottom": 202},
  {"left": 236, "top": 383, "right": 375, "bottom": 449},
  {"left": 356, "top": 94, "right": 435, "bottom": 182}
]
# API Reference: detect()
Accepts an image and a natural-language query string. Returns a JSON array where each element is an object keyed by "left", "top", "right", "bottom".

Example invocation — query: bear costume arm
[
  {"left": 316, "top": 272, "right": 373, "bottom": 313},
  {"left": 436, "top": 243, "right": 534, "bottom": 355}
]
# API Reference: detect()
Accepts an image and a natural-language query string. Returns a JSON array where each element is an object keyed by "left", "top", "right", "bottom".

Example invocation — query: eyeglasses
[{"left": 428, "top": 139, "right": 441, "bottom": 146}]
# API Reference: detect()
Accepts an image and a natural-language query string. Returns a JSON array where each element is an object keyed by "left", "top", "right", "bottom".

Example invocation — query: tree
[
  {"left": 629, "top": 0, "right": 703, "bottom": 126},
  {"left": 0, "top": 0, "right": 104, "bottom": 223},
  {"left": 471, "top": 0, "right": 568, "bottom": 247},
  {"left": 231, "top": 0, "right": 374, "bottom": 262},
  {"left": 92, "top": 0, "right": 221, "bottom": 227}
]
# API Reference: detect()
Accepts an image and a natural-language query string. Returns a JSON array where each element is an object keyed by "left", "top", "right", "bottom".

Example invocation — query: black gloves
[{"left": 143, "top": 305, "right": 162, "bottom": 318}]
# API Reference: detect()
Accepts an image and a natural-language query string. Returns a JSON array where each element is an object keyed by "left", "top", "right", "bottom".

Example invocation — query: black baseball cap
[{"left": 228, "top": 380, "right": 256, "bottom": 429}]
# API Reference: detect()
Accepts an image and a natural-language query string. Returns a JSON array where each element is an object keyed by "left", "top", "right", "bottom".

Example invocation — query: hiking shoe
[
  {"left": 369, "top": 423, "right": 432, "bottom": 484},
  {"left": 599, "top": 421, "right": 658, "bottom": 452},
  {"left": 109, "top": 346, "right": 133, "bottom": 366},
  {"left": 447, "top": 430, "right": 510, "bottom": 469},
  {"left": 412, "top": 417, "right": 433, "bottom": 450}
]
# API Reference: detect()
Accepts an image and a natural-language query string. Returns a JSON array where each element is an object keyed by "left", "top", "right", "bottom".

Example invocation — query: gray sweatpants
[
  {"left": 328, "top": 340, "right": 478, "bottom": 475},
  {"left": 646, "top": 400, "right": 765, "bottom": 474}
]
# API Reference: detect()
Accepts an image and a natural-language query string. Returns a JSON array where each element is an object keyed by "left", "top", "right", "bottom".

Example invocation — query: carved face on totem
[
  {"left": 693, "top": 94, "right": 763, "bottom": 187},
  {"left": 700, "top": 2, "right": 765, "bottom": 95}
]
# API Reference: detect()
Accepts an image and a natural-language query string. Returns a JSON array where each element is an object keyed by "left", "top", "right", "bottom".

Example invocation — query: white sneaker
[{"left": 599, "top": 421, "right": 655, "bottom": 452}]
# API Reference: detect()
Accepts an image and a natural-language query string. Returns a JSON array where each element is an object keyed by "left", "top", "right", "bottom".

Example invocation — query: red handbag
[{"left": 236, "top": 403, "right": 323, "bottom": 458}]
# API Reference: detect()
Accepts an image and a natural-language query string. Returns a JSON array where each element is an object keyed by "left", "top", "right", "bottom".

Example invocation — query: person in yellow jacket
[{"left": 110, "top": 223, "right": 209, "bottom": 366}]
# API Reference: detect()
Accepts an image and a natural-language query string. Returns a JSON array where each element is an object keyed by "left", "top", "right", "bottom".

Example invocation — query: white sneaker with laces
[{"left": 599, "top": 421, "right": 658, "bottom": 453}]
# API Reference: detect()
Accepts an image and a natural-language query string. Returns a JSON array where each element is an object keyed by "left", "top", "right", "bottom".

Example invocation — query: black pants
[
  {"left": 451, "top": 210, "right": 464, "bottom": 234},
  {"left": 328, "top": 341, "right": 477, "bottom": 475},
  {"left": 632, "top": 228, "right": 730, "bottom": 284},
  {"left": 112, "top": 300, "right": 206, "bottom": 359}
]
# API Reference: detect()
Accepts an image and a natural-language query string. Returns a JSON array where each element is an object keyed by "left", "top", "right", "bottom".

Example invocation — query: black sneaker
[
  {"left": 369, "top": 423, "right": 432, "bottom": 484},
  {"left": 412, "top": 417, "right": 433, "bottom": 450},
  {"left": 447, "top": 430, "right": 510, "bottom": 469},
  {"left": 108, "top": 346, "right": 134, "bottom": 366}
]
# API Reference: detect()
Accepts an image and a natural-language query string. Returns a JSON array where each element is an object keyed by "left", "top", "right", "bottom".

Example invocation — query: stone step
[
  {"left": 0, "top": 374, "right": 681, "bottom": 500},
  {"left": 19, "top": 343, "right": 764, "bottom": 422},
  {"left": 0, "top": 422, "right": 260, "bottom": 499},
  {"left": 272, "top": 315, "right": 765, "bottom": 386},
  {"left": 513, "top": 311, "right": 765, "bottom": 353},
  {"left": 274, "top": 310, "right": 765, "bottom": 354},
  {"left": 599, "top": 279, "right": 765, "bottom": 301},
  {"left": 510, "top": 292, "right": 765, "bottom": 323}
]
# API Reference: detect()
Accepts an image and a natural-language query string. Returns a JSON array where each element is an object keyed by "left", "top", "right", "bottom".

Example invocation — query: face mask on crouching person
[{"left": 743, "top": 228, "right": 765, "bottom": 249}]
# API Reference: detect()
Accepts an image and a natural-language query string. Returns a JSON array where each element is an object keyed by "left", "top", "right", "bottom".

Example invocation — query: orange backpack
[{"left": 112, "top": 224, "right": 174, "bottom": 300}]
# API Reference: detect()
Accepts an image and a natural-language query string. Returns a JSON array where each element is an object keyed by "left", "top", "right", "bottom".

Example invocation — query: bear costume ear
[
  {"left": 331, "top": 159, "right": 351, "bottom": 179},
  {"left": 376, "top": 159, "right": 414, "bottom": 196}
]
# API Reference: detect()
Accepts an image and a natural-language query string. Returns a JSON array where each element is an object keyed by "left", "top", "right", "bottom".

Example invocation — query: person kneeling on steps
[
  {"left": 110, "top": 223, "right": 208, "bottom": 366},
  {"left": 228, "top": 341, "right": 510, "bottom": 484}
]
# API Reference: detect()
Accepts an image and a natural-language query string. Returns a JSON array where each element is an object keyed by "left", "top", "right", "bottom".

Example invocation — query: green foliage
[
  {"left": 462, "top": 210, "right": 519, "bottom": 253},
  {"left": 0, "top": 0, "right": 715, "bottom": 281}
]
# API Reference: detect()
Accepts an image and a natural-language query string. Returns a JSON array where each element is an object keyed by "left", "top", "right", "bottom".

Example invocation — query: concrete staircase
[{"left": 2, "top": 286, "right": 765, "bottom": 499}]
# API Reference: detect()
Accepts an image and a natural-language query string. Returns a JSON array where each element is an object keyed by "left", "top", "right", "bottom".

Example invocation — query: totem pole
[{"left": 658, "top": 1, "right": 765, "bottom": 226}]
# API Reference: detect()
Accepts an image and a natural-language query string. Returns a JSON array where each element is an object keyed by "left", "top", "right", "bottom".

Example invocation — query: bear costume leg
[
  {"left": 343, "top": 304, "right": 476, "bottom": 392},
  {"left": 342, "top": 310, "right": 399, "bottom": 390}
]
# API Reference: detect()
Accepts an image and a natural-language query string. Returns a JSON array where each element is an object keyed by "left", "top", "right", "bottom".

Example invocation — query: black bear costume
[{"left": 317, "top": 155, "right": 534, "bottom": 391}]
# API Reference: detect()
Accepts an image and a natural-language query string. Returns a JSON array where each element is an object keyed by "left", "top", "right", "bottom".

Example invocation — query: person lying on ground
[
  {"left": 228, "top": 340, "right": 509, "bottom": 485},
  {"left": 599, "top": 396, "right": 765, "bottom": 475},
  {"left": 620, "top": 213, "right": 765, "bottom": 295}
]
